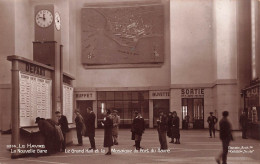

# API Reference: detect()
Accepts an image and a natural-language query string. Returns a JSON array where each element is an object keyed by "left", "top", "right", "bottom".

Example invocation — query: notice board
[{"left": 19, "top": 72, "right": 52, "bottom": 127}]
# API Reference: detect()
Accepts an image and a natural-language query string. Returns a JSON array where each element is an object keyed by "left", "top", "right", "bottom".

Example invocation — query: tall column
[
  {"left": 149, "top": 100, "right": 153, "bottom": 128},
  {"left": 213, "top": 0, "right": 240, "bottom": 130},
  {"left": 11, "top": 60, "right": 20, "bottom": 159}
]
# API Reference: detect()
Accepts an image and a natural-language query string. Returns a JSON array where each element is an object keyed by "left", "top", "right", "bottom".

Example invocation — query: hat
[
  {"left": 113, "top": 110, "right": 118, "bottom": 113},
  {"left": 210, "top": 112, "right": 213, "bottom": 114},
  {"left": 134, "top": 111, "right": 139, "bottom": 114},
  {"left": 35, "top": 117, "right": 41, "bottom": 123}
]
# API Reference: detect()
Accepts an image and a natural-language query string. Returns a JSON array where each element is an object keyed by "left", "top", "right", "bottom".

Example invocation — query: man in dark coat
[
  {"left": 55, "top": 111, "right": 69, "bottom": 152},
  {"left": 132, "top": 111, "right": 145, "bottom": 150},
  {"left": 84, "top": 107, "right": 96, "bottom": 150},
  {"left": 172, "top": 111, "right": 180, "bottom": 144},
  {"left": 74, "top": 110, "right": 85, "bottom": 146},
  {"left": 216, "top": 111, "right": 233, "bottom": 164},
  {"left": 239, "top": 111, "right": 248, "bottom": 139},
  {"left": 207, "top": 112, "right": 218, "bottom": 138},
  {"left": 101, "top": 109, "right": 114, "bottom": 155},
  {"left": 157, "top": 111, "right": 168, "bottom": 150},
  {"left": 167, "top": 112, "right": 174, "bottom": 143},
  {"left": 35, "top": 117, "right": 56, "bottom": 154}
]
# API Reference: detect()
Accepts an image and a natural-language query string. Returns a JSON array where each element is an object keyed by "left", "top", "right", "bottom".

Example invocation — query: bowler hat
[
  {"left": 210, "top": 112, "right": 213, "bottom": 114},
  {"left": 35, "top": 117, "right": 41, "bottom": 123}
]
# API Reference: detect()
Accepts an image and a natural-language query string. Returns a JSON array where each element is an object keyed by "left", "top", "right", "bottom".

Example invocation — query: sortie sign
[{"left": 181, "top": 88, "right": 204, "bottom": 98}]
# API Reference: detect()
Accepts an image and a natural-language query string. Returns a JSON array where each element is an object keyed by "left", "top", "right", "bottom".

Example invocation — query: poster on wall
[
  {"left": 63, "top": 84, "right": 73, "bottom": 123},
  {"left": 81, "top": 3, "right": 164, "bottom": 67},
  {"left": 19, "top": 72, "right": 52, "bottom": 127}
]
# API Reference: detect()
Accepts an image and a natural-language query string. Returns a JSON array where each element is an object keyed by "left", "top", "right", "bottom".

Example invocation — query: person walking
[
  {"left": 216, "top": 111, "right": 233, "bottom": 164},
  {"left": 132, "top": 111, "right": 145, "bottom": 150},
  {"left": 101, "top": 109, "right": 114, "bottom": 155},
  {"left": 74, "top": 110, "right": 86, "bottom": 146},
  {"left": 172, "top": 111, "right": 180, "bottom": 144},
  {"left": 207, "top": 112, "right": 218, "bottom": 138},
  {"left": 112, "top": 110, "right": 120, "bottom": 145},
  {"left": 157, "top": 111, "right": 168, "bottom": 150},
  {"left": 239, "top": 111, "right": 248, "bottom": 139},
  {"left": 55, "top": 111, "right": 69, "bottom": 152},
  {"left": 84, "top": 107, "right": 96, "bottom": 150},
  {"left": 167, "top": 112, "right": 174, "bottom": 143}
]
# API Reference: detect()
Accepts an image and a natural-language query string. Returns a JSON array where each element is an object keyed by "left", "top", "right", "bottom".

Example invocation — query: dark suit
[
  {"left": 37, "top": 119, "right": 56, "bottom": 154},
  {"left": 84, "top": 111, "right": 96, "bottom": 149},
  {"left": 157, "top": 115, "right": 168, "bottom": 150},
  {"left": 219, "top": 117, "right": 233, "bottom": 164},
  {"left": 239, "top": 114, "right": 248, "bottom": 139},
  {"left": 172, "top": 116, "right": 180, "bottom": 139},
  {"left": 132, "top": 116, "right": 145, "bottom": 150},
  {"left": 103, "top": 116, "right": 114, "bottom": 147},
  {"left": 207, "top": 115, "right": 218, "bottom": 137},
  {"left": 75, "top": 115, "right": 84, "bottom": 144},
  {"left": 58, "top": 115, "right": 69, "bottom": 150}
]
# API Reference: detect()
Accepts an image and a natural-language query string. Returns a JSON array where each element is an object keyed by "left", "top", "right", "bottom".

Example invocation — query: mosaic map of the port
[{"left": 81, "top": 4, "right": 164, "bottom": 66}]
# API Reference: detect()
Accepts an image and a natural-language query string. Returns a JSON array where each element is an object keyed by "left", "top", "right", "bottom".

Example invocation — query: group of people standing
[
  {"left": 74, "top": 107, "right": 120, "bottom": 155},
  {"left": 35, "top": 111, "right": 69, "bottom": 154}
]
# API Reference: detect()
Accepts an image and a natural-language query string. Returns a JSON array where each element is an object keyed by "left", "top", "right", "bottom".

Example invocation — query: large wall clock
[{"left": 35, "top": 9, "right": 53, "bottom": 28}]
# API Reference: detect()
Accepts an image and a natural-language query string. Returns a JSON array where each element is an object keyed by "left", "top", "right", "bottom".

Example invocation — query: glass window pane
[
  {"left": 97, "top": 92, "right": 106, "bottom": 100},
  {"left": 115, "top": 92, "right": 123, "bottom": 100},
  {"left": 123, "top": 101, "right": 131, "bottom": 109},
  {"left": 132, "top": 101, "right": 140, "bottom": 109},
  {"left": 123, "top": 92, "right": 132, "bottom": 100},
  {"left": 106, "top": 92, "right": 114, "bottom": 101},
  {"left": 106, "top": 101, "right": 114, "bottom": 110},
  {"left": 115, "top": 101, "right": 124, "bottom": 109},
  {"left": 132, "top": 92, "right": 138, "bottom": 100}
]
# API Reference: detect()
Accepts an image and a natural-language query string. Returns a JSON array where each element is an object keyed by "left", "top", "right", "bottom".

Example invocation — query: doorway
[
  {"left": 182, "top": 98, "right": 204, "bottom": 129},
  {"left": 76, "top": 100, "right": 93, "bottom": 119},
  {"left": 153, "top": 99, "right": 169, "bottom": 127}
]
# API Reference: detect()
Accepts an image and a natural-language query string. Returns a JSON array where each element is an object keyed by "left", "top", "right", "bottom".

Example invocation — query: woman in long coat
[
  {"left": 102, "top": 109, "right": 114, "bottom": 155},
  {"left": 172, "top": 111, "right": 180, "bottom": 144}
]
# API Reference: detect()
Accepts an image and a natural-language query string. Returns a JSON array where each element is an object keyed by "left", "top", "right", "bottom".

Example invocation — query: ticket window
[
  {"left": 182, "top": 98, "right": 204, "bottom": 129},
  {"left": 153, "top": 99, "right": 169, "bottom": 127},
  {"left": 76, "top": 100, "right": 93, "bottom": 120}
]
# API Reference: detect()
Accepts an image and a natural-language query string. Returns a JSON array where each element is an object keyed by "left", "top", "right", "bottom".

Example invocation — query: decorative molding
[
  {"left": 74, "top": 86, "right": 170, "bottom": 92},
  {"left": 170, "top": 79, "right": 238, "bottom": 89},
  {"left": 170, "top": 83, "right": 214, "bottom": 89},
  {"left": 83, "top": 63, "right": 163, "bottom": 69}
]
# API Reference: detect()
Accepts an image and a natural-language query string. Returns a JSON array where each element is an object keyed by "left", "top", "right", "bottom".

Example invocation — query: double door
[{"left": 182, "top": 98, "right": 204, "bottom": 129}]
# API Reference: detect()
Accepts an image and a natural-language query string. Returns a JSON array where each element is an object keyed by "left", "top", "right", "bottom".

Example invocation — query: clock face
[
  {"left": 55, "top": 12, "right": 61, "bottom": 31},
  {"left": 35, "top": 10, "right": 53, "bottom": 28}
]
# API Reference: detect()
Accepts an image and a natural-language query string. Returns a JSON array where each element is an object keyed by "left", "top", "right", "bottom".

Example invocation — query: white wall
[{"left": 170, "top": 0, "right": 214, "bottom": 85}]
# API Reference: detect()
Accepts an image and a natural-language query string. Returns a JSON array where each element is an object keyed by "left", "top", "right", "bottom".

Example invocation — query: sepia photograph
[{"left": 0, "top": 0, "right": 259, "bottom": 163}]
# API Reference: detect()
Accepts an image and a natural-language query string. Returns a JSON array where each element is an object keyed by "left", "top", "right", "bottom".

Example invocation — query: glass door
[{"left": 182, "top": 98, "right": 204, "bottom": 129}]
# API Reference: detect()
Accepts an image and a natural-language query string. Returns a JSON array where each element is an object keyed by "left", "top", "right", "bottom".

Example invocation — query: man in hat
[
  {"left": 55, "top": 111, "right": 69, "bottom": 152},
  {"left": 112, "top": 110, "right": 120, "bottom": 145},
  {"left": 207, "top": 112, "right": 218, "bottom": 138},
  {"left": 132, "top": 111, "right": 145, "bottom": 150},
  {"left": 84, "top": 107, "right": 96, "bottom": 150},
  {"left": 239, "top": 110, "right": 248, "bottom": 139},
  {"left": 157, "top": 111, "right": 168, "bottom": 150},
  {"left": 35, "top": 117, "right": 56, "bottom": 154},
  {"left": 216, "top": 111, "right": 233, "bottom": 164}
]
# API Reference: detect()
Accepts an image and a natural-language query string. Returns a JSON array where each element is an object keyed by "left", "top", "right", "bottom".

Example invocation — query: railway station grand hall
[{"left": 0, "top": 0, "right": 259, "bottom": 159}]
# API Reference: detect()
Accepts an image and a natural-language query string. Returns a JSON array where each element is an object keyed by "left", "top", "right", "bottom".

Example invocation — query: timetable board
[
  {"left": 19, "top": 72, "right": 52, "bottom": 127},
  {"left": 63, "top": 85, "right": 73, "bottom": 123}
]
